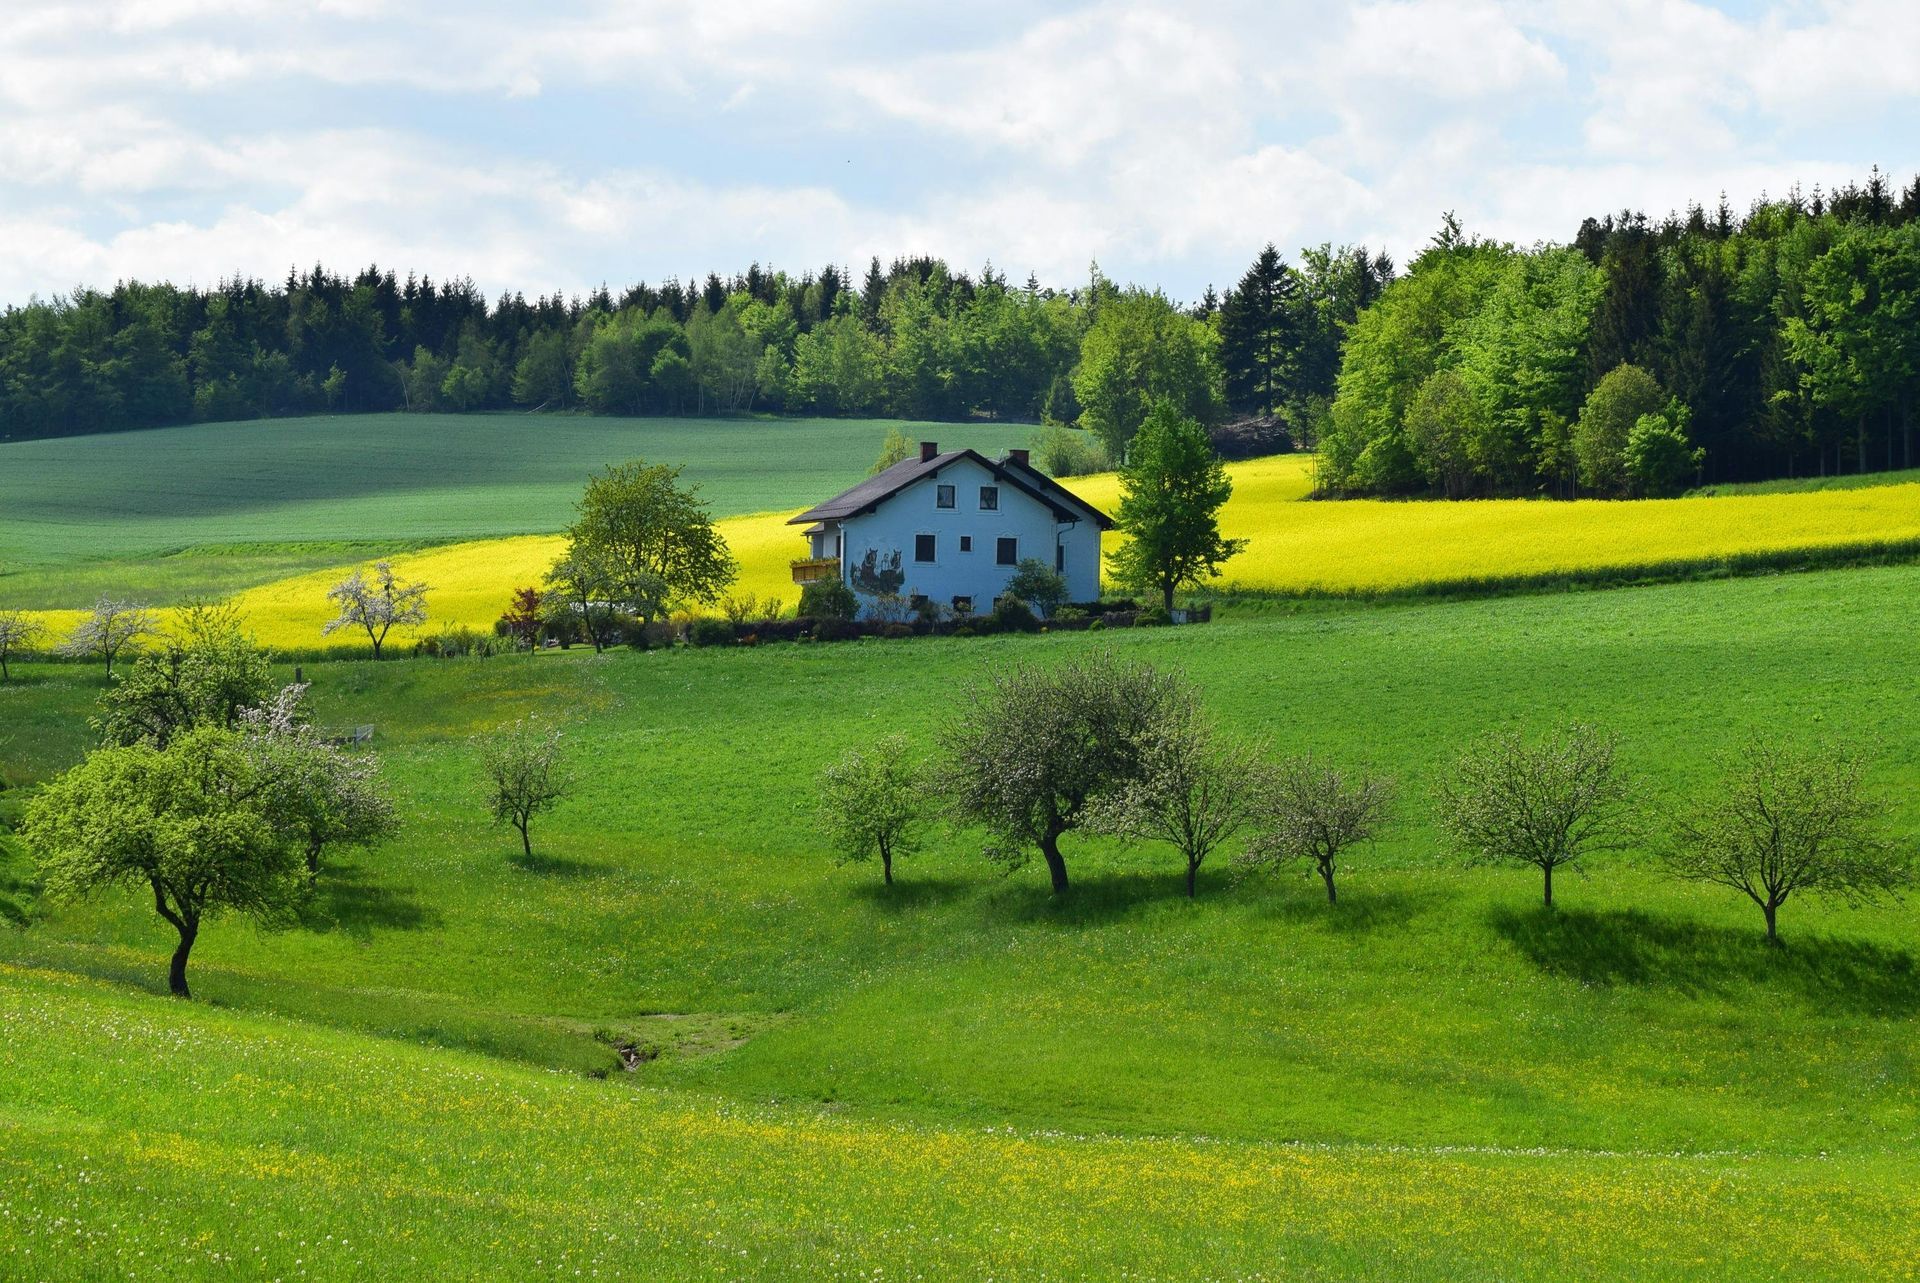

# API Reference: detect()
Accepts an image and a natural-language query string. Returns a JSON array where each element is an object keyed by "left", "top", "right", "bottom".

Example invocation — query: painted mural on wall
[{"left": 851, "top": 549, "right": 906, "bottom": 596}]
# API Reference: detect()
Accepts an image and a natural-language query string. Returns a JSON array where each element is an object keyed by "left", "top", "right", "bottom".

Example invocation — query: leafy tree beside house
[
  {"left": 1111, "top": 402, "right": 1246, "bottom": 611},
  {"left": 565, "top": 460, "right": 738, "bottom": 623}
]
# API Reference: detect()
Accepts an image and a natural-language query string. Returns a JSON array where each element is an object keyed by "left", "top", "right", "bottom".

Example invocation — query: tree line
[
  {"left": 1320, "top": 169, "right": 1920, "bottom": 495},
  {"left": 4, "top": 168, "right": 1915, "bottom": 492}
]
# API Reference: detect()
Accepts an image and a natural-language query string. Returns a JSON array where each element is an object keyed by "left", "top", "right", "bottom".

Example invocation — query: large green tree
[
  {"left": 567, "top": 460, "right": 738, "bottom": 620},
  {"left": 1111, "top": 402, "right": 1246, "bottom": 610},
  {"left": 1073, "top": 288, "right": 1223, "bottom": 457}
]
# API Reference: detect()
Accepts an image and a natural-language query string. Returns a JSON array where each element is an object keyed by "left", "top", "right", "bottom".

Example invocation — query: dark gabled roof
[{"left": 788, "top": 449, "right": 1113, "bottom": 530}]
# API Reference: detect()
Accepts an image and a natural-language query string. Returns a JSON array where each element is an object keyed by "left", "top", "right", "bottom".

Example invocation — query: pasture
[
  {"left": 9, "top": 410, "right": 1920, "bottom": 636},
  {"left": 3, "top": 563, "right": 1918, "bottom": 1278}
]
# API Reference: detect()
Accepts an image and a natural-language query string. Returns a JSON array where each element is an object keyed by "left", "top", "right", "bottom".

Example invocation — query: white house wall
[{"left": 837, "top": 456, "right": 1102, "bottom": 609}]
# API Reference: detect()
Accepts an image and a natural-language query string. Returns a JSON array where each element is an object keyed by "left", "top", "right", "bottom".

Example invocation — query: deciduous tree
[
  {"left": 323, "top": 561, "right": 429, "bottom": 659},
  {"left": 1111, "top": 402, "right": 1246, "bottom": 611},
  {"left": 0, "top": 610, "right": 44, "bottom": 683},
  {"left": 1242, "top": 756, "right": 1394, "bottom": 904},
  {"left": 478, "top": 718, "right": 573, "bottom": 859},
  {"left": 941, "top": 651, "right": 1190, "bottom": 894},
  {"left": 815, "top": 735, "right": 924, "bottom": 886},
  {"left": 1086, "top": 710, "right": 1266, "bottom": 897},
  {"left": 1436, "top": 723, "right": 1634, "bottom": 907},
  {"left": 23, "top": 727, "right": 308, "bottom": 997},
  {"left": 1665, "top": 736, "right": 1911, "bottom": 942},
  {"left": 567, "top": 460, "right": 737, "bottom": 621},
  {"left": 60, "top": 596, "right": 158, "bottom": 679}
]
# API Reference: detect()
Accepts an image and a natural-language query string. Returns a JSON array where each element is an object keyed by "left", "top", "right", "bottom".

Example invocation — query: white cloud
[{"left": 0, "top": 1, "right": 1914, "bottom": 304}]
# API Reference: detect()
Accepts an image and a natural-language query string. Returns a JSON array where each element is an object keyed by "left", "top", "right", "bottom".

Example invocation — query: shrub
[
  {"left": 813, "top": 618, "right": 862, "bottom": 642},
  {"left": 1004, "top": 559, "right": 1070, "bottom": 618},
  {"left": 1087, "top": 618, "right": 1105, "bottom": 632},
  {"left": 991, "top": 597, "right": 1041, "bottom": 633},
  {"left": 689, "top": 618, "right": 737, "bottom": 648},
  {"left": 1136, "top": 604, "right": 1172, "bottom": 627},
  {"left": 880, "top": 622, "right": 915, "bottom": 640},
  {"left": 799, "top": 577, "right": 858, "bottom": 621}
]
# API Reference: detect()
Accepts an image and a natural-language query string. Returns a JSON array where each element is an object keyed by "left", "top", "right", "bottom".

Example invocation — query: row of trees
[
  {"left": 1322, "top": 171, "right": 1920, "bottom": 496},
  {"left": 819, "top": 653, "right": 1912, "bottom": 942}
]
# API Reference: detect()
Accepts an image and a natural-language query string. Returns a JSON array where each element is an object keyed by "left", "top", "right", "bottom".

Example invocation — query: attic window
[
  {"left": 936, "top": 484, "right": 955, "bottom": 509},
  {"left": 979, "top": 485, "right": 999, "bottom": 511}
]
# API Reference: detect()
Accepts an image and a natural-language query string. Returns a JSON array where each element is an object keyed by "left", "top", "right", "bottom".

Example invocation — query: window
[
  {"left": 959, "top": 535, "right": 973, "bottom": 553},
  {"left": 978, "top": 485, "right": 999, "bottom": 511},
  {"left": 936, "top": 484, "right": 955, "bottom": 509},
  {"left": 914, "top": 534, "right": 937, "bottom": 563},
  {"left": 996, "top": 536, "right": 1018, "bottom": 566},
  {"left": 951, "top": 595, "right": 973, "bottom": 614},
  {"left": 1055, "top": 544, "right": 1065, "bottom": 572}
]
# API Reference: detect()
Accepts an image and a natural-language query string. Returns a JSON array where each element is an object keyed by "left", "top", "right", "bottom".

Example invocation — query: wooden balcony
[{"left": 790, "top": 556, "right": 841, "bottom": 585}]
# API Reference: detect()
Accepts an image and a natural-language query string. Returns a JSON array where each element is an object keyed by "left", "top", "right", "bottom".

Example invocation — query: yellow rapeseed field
[{"left": 21, "top": 455, "right": 1920, "bottom": 652}]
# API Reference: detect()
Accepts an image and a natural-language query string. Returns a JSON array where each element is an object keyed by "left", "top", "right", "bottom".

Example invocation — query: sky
[{"left": 2, "top": 0, "right": 1916, "bottom": 307}]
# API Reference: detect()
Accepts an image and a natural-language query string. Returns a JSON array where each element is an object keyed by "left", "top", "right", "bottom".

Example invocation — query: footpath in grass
[{"left": 2, "top": 964, "right": 1915, "bottom": 1283}]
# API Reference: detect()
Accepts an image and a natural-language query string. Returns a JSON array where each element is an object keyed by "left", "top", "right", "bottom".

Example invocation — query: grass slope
[
  {"left": 0, "top": 412, "right": 1027, "bottom": 595},
  {"left": 5, "top": 963, "right": 1915, "bottom": 1282}
]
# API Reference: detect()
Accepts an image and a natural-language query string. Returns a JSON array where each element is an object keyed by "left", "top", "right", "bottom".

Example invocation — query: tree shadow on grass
[
  {"left": 1254, "top": 884, "right": 1428, "bottom": 934},
  {"left": 301, "top": 861, "right": 442, "bottom": 939},
  {"left": 847, "top": 875, "right": 974, "bottom": 913},
  {"left": 507, "top": 849, "right": 606, "bottom": 879},
  {"left": 1490, "top": 905, "right": 1920, "bottom": 1017},
  {"left": 991, "top": 869, "right": 1215, "bottom": 927}
]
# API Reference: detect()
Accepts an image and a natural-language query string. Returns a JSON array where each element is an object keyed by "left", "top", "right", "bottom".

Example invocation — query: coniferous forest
[{"left": 3, "top": 168, "right": 1917, "bottom": 496}]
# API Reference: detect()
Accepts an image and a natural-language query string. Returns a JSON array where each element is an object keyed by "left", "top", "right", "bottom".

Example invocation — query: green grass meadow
[
  {"left": 0, "top": 412, "right": 1028, "bottom": 603},
  {"left": 4, "top": 564, "right": 1919, "bottom": 1277}
]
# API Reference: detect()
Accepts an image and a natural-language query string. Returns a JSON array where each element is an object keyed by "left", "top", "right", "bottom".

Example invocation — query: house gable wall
[{"left": 838, "top": 456, "right": 1101, "bottom": 608}]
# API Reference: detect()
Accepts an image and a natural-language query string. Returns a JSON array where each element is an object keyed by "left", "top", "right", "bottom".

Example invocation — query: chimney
[
  {"left": 1008, "top": 448, "right": 1030, "bottom": 467},
  {"left": 919, "top": 441, "right": 939, "bottom": 462}
]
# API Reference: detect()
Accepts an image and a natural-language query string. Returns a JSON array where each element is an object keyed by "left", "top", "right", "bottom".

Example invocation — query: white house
[{"left": 788, "top": 441, "right": 1112, "bottom": 614}]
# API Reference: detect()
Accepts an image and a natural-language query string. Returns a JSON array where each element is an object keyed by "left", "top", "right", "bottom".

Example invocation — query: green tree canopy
[
  {"left": 567, "top": 460, "right": 738, "bottom": 620},
  {"left": 1072, "top": 288, "right": 1223, "bottom": 457},
  {"left": 1110, "top": 402, "right": 1246, "bottom": 610}
]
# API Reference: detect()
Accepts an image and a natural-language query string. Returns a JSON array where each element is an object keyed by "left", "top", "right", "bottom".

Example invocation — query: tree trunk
[
  {"left": 881, "top": 848, "right": 893, "bottom": 886},
  {"left": 1542, "top": 862, "right": 1553, "bottom": 908},
  {"left": 518, "top": 819, "right": 532, "bottom": 859},
  {"left": 306, "top": 838, "right": 323, "bottom": 877},
  {"left": 1185, "top": 858, "right": 1198, "bottom": 899},
  {"left": 169, "top": 921, "right": 198, "bottom": 999},
  {"left": 1161, "top": 581, "right": 1175, "bottom": 612},
  {"left": 1039, "top": 831, "right": 1070, "bottom": 895},
  {"left": 1320, "top": 859, "right": 1338, "bottom": 904},
  {"left": 1764, "top": 900, "right": 1779, "bottom": 943}
]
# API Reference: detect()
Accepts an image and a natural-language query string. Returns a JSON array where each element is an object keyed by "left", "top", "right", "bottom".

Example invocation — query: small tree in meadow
[
  {"left": 95, "top": 601, "right": 274, "bottom": 748},
  {"left": 24, "top": 726, "right": 309, "bottom": 998},
  {"left": 1085, "top": 710, "right": 1267, "bottom": 897},
  {"left": 0, "top": 610, "right": 45, "bottom": 683},
  {"left": 479, "top": 718, "right": 573, "bottom": 859},
  {"left": 1004, "top": 558, "right": 1071, "bottom": 619},
  {"left": 323, "top": 561, "right": 429, "bottom": 658},
  {"left": 869, "top": 426, "right": 914, "bottom": 475},
  {"left": 941, "top": 651, "right": 1191, "bottom": 894},
  {"left": 1435, "top": 723, "right": 1634, "bottom": 907},
  {"left": 60, "top": 596, "right": 158, "bottom": 679},
  {"left": 1242, "top": 755, "right": 1394, "bottom": 904},
  {"left": 1665, "top": 736, "right": 1912, "bottom": 943},
  {"left": 815, "top": 735, "right": 924, "bottom": 886},
  {"left": 798, "top": 576, "right": 858, "bottom": 621}
]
